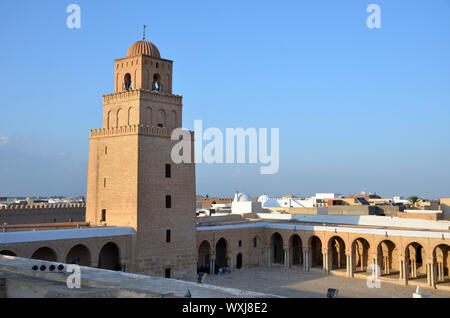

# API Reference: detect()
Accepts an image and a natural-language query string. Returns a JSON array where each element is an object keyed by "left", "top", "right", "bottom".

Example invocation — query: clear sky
[{"left": 0, "top": 0, "right": 449, "bottom": 199}]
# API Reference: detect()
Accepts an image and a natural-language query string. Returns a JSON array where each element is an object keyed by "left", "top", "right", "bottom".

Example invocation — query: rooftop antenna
[{"left": 143, "top": 25, "right": 147, "bottom": 41}]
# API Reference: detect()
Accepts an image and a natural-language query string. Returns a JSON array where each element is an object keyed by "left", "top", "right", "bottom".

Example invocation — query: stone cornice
[
  {"left": 102, "top": 89, "right": 182, "bottom": 106},
  {"left": 90, "top": 124, "right": 171, "bottom": 139},
  {"left": 89, "top": 124, "right": 194, "bottom": 139}
]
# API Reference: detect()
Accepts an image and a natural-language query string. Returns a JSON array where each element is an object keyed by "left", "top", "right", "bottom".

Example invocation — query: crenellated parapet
[
  {"left": 89, "top": 124, "right": 194, "bottom": 139},
  {"left": 102, "top": 89, "right": 182, "bottom": 106},
  {"left": 90, "top": 124, "right": 171, "bottom": 138},
  {"left": 0, "top": 203, "right": 86, "bottom": 211}
]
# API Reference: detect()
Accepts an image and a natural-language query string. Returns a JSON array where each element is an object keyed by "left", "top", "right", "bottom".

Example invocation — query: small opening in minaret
[
  {"left": 152, "top": 73, "right": 161, "bottom": 92},
  {"left": 124, "top": 73, "right": 132, "bottom": 90},
  {"left": 165, "top": 195, "right": 172, "bottom": 208}
]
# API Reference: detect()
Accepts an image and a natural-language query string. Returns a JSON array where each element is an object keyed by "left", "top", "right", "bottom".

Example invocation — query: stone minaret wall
[{"left": 86, "top": 39, "right": 197, "bottom": 280}]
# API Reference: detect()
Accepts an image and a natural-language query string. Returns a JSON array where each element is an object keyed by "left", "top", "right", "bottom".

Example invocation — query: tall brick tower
[{"left": 86, "top": 33, "right": 197, "bottom": 280}]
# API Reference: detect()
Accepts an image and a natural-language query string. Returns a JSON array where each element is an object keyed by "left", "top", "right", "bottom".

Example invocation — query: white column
[
  {"left": 434, "top": 262, "right": 438, "bottom": 287},
  {"left": 323, "top": 253, "right": 329, "bottom": 273},
  {"left": 303, "top": 251, "right": 306, "bottom": 271},
  {"left": 399, "top": 258, "right": 408, "bottom": 285},
  {"left": 284, "top": 249, "right": 289, "bottom": 268},
  {"left": 303, "top": 250, "right": 310, "bottom": 272},
  {"left": 405, "top": 259, "right": 410, "bottom": 284},
  {"left": 438, "top": 262, "right": 444, "bottom": 281},
  {"left": 347, "top": 254, "right": 354, "bottom": 277},
  {"left": 427, "top": 262, "right": 436, "bottom": 288},
  {"left": 373, "top": 257, "right": 380, "bottom": 279},
  {"left": 260, "top": 250, "right": 264, "bottom": 266},
  {"left": 346, "top": 255, "right": 349, "bottom": 276}
]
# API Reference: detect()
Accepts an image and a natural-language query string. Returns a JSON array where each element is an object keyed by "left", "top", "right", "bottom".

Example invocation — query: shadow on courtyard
[{"left": 204, "top": 266, "right": 450, "bottom": 298}]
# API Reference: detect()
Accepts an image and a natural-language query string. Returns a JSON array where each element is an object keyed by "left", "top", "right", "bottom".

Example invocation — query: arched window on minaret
[
  {"left": 152, "top": 73, "right": 161, "bottom": 92},
  {"left": 116, "top": 109, "right": 122, "bottom": 127},
  {"left": 166, "top": 74, "right": 171, "bottom": 93},
  {"left": 107, "top": 111, "right": 112, "bottom": 129},
  {"left": 145, "top": 107, "right": 152, "bottom": 126},
  {"left": 124, "top": 73, "right": 132, "bottom": 91},
  {"left": 134, "top": 70, "right": 138, "bottom": 89},
  {"left": 128, "top": 107, "right": 134, "bottom": 125},
  {"left": 171, "top": 110, "right": 177, "bottom": 128},
  {"left": 158, "top": 109, "right": 166, "bottom": 127}
]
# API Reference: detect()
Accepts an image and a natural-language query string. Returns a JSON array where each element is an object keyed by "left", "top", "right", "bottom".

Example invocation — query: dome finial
[{"left": 143, "top": 25, "right": 147, "bottom": 41}]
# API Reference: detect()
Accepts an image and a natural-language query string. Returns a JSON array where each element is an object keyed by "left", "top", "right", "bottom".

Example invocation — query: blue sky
[{"left": 0, "top": 0, "right": 449, "bottom": 198}]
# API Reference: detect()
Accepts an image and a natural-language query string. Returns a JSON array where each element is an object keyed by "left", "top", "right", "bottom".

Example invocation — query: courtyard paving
[{"left": 203, "top": 266, "right": 450, "bottom": 298}]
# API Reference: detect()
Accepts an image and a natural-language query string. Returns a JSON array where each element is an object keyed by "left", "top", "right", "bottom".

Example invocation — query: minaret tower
[{"left": 86, "top": 30, "right": 196, "bottom": 280}]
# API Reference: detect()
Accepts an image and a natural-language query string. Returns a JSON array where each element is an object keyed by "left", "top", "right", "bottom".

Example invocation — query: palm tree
[{"left": 408, "top": 196, "right": 420, "bottom": 206}]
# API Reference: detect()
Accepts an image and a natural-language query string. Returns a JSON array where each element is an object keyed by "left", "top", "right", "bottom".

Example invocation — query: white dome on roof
[
  {"left": 257, "top": 195, "right": 270, "bottom": 202},
  {"left": 234, "top": 192, "right": 251, "bottom": 202}
]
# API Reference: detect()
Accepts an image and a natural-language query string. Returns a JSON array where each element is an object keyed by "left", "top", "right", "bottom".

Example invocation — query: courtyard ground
[{"left": 203, "top": 266, "right": 450, "bottom": 298}]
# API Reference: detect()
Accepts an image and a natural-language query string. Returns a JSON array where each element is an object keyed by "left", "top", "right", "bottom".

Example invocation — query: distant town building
[{"left": 231, "top": 192, "right": 263, "bottom": 214}]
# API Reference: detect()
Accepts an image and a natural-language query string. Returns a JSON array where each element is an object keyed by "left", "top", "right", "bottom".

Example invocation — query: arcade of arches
[
  {"left": 196, "top": 228, "right": 450, "bottom": 288},
  {"left": 2, "top": 226, "right": 450, "bottom": 289},
  {"left": 1, "top": 241, "right": 124, "bottom": 272}
]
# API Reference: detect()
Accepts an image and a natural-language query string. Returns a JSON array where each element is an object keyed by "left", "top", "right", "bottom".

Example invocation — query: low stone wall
[
  {"left": 373, "top": 206, "right": 400, "bottom": 217},
  {"left": 197, "top": 214, "right": 243, "bottom": 225},
  {"left": 397, "top": 211, "right": 442, "bottom": 221},
  {"left": 266, "top": 207, "right": 319, "bottom": 214},
  {"left": 0, "top": 255, "right": 273, "bottom": 298},
  {"left": 327, "top": 205, "right": 383, "bottom": 215},
  {"left": 263, "top": 206, "right": 397, "bottom": 216},
  {"left": 0, "top": 204, "right": 85, "bottom": 225}
]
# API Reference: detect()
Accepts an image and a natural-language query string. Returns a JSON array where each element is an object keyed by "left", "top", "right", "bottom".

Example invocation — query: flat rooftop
[
  {"left": 0, "top": 226, "right": 133, "bottom": 244},
  {"left": 0, "top": 255, "right": 278, "bottom": 298},
  {"left": 1, "top": 222, "right": 91, "bottom": 232},
  {"left": 197, "top": 214, "right": 450, "bottom": 239}
]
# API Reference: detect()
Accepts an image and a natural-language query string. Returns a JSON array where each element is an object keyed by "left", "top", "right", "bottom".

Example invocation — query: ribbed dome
[
  {"left": 235, "top": 192, "right": 251, "bottom": 202},
  {"left": 127, "top": 40, "right": 160, "bottom": 58}
]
